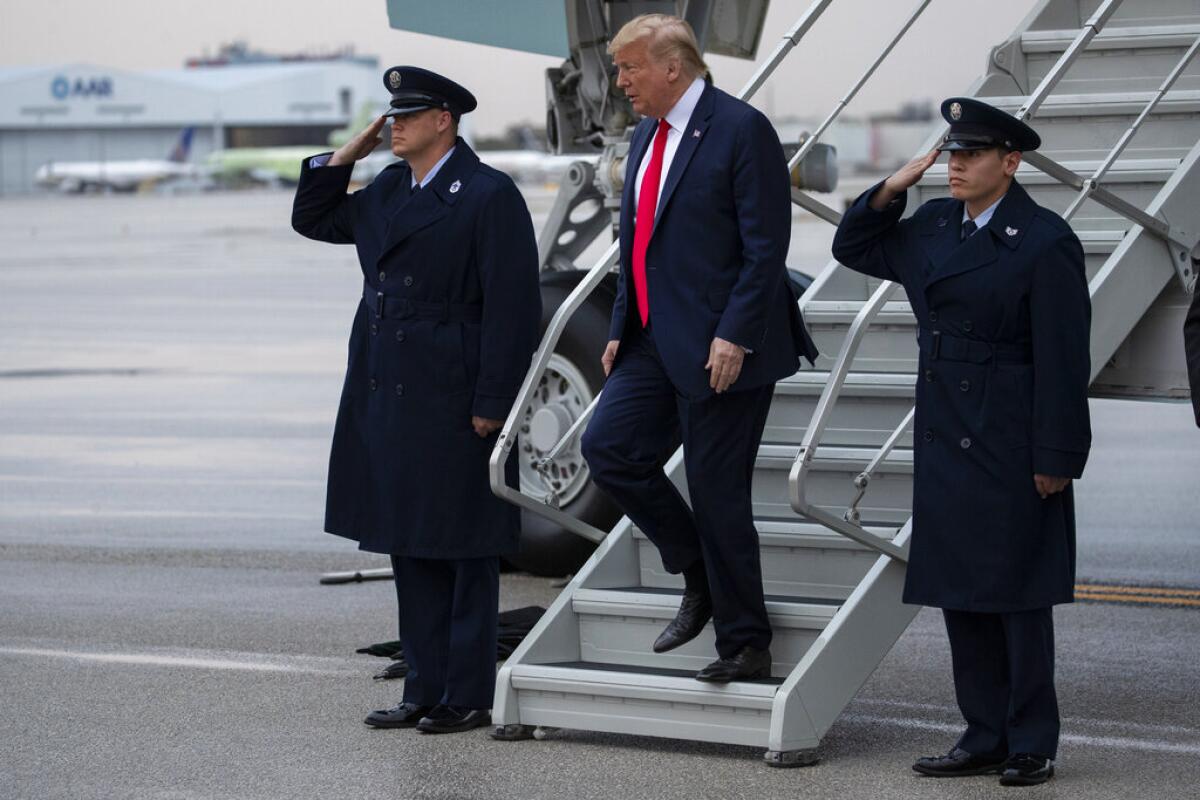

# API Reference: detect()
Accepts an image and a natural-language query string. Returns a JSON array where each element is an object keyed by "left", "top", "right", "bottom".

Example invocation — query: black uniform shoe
[
  {"left": 912, "top": 747, "right": 1007, "bottom": 777},
  {"left": 363, "top": 702, "right": 431, "bottom": 729},
  {"left": 415, "top": 705, "right": 492, "bottom": 734},
  {"left": 653, "top": 588, "right": 713, "bottom": 653},
  {"left": 694, "top": 646, "right": 771, "bottom": 683},
  {"left": 999, "top": 754, "right": 1054, "bottom": 786}
]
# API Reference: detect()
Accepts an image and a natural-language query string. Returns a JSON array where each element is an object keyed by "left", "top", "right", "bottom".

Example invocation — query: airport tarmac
[{"left": 1, "top": 190, "right": 1198, "bottom": 800}]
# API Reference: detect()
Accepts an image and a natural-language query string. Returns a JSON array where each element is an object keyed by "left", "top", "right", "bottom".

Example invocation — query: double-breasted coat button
[
  {"left": 403, "top": 275, "right": 414, "bottom": 287},
  {"left": 395, "top": 383, "right": 404, "bottom": 397},
  {"left": 370, "top": 323, "right": 379, "bottom": 335},
  {"left": 378, "top": 270, "right": 387, "bottom": 282},
  {"left": 395, "top": 329, "right": 406, "bottom": 342},
  {"left": 963, "top": 320, "right": 974, "bottom": 332},
  {"left": 929, "top": 311, "right": 939, "bottom": 323},
  {"left": 960, "top": 379, "right": 970, "bottom": 392},
  {"left": 923, "top": 430, "right": 934, "bottom": 442},
  {"left": 369, "top": 378, "right": 378, "bottom": 391},
  {"left": 960, "top": 437, "right": 972, "bottom": 449},
  {"left": 924, "top": 369, "right": 935, "bottom": 382}
]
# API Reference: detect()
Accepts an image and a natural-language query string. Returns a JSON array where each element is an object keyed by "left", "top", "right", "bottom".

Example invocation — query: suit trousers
[
  {"left": 581, "top": 325, "right": 775, "bottom": 658},
  {"left": 390, "top": 554, "right": 499, "bottom": 710},
  {"left": 943, "top": 607, "right": 1060, "bottom": 759}
]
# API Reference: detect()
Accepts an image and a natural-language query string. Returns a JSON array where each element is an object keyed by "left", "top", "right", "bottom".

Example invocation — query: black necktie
[{"left": 961, "top": 219, "right": 977, "bottom": 241}]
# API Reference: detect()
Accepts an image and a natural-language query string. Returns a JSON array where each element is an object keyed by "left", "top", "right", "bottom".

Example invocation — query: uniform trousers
[
  {"left": 943, "top": 606, "right": 1060, "bottom": 760},
  {"left": 580, "top": 325, "right": 775, "bottom": 658},
  {"left": 390, "top": 554, "right": 499, "bottom": 710}
]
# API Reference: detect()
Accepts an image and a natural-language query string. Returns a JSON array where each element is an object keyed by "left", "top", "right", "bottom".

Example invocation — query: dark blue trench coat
[
  {"left": 832, "top": 179, "right": 1092, "bottom": 612},
  {"left": 291, "top": 139, "right": 540, "bottom": 558}
]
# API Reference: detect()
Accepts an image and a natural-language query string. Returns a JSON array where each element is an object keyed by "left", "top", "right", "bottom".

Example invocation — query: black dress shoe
[
  {"left": 415, "top": 705, "right": 492, "bottom": 734},
  {"left": 999, "top": 754, "right": 1054, "bottom": 786},
  {"left": 653, "top": 588, "right": 712, "bottom": 653},
  {"left": 912, "top": 747, "right": 1007, "bottom": 777},
  {"left": 694, "top": 646, "right": 771, "bottom": 683},
  {"left": 363, "top": 702, "right": 431, "bottom": 729}
]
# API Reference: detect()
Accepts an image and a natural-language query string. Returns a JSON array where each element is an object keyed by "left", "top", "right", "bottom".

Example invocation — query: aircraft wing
[{"left": 384, "top": 0, "right": 569, "bottom": 57}]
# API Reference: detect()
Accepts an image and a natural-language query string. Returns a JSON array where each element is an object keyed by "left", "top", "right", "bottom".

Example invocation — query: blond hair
[{"left": 608, "top": 14, "right": 708, "bottom": 80}]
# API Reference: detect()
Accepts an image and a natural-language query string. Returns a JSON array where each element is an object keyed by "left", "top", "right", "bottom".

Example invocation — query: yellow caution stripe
[{"left": 1075, "top": 583, "right": 1200, "bottom": 608}]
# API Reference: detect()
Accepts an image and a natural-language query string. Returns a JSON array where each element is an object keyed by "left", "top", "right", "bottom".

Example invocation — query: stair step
[
  {"left": 506, "top": 662, "right": 779, "bottom": 746},
  {"left": 1022, "top": 24, "right": 1200, "bottom": 53},
  {"left": 634, "top": 523, "right": 888, "bottom": 599},
  {"left": 573, "top": 587, "right": 837, "bottom": 675},
  {"left": 979, "top": 91, "right": 1200, "bottom": 162},
  {"left": 1020, "top": 24, "right": 1200, "bottom": 94},
  {"left": 767, "top": 371, "right": 915, "bottom": 447},
  {"left": 753, "top": 444, "right": 912, "bottom": 527}
]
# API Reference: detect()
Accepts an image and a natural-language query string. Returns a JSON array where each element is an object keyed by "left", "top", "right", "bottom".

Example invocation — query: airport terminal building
[{"left": 0, "top": 54, "right": 381, "bottom": 194}]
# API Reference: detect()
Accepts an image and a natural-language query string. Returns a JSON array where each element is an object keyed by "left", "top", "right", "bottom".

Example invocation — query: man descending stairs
[{"left": 489, "top": 0, "right": 1200, "bottom": 768}]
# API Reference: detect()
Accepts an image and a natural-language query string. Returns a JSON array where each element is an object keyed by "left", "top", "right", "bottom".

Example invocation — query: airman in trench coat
[
  {"left": 291, "top": 66, "right": 540, "bottom": 734},
  {"left": 832, "top": 98, "right": 1091, "bottom": 787}
]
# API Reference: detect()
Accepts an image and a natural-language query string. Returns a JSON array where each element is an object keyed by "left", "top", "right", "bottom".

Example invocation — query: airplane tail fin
[{"left": 167, "top": 128, "right": 196, "bottom": 163}]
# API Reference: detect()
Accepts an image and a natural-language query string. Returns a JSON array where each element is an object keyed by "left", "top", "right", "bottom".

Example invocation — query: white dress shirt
[
  {"left": 413, "top": 146, "right": 455, "bottom": 189},
  {"left": 963, "top": 193, "right": 1005, "bottom": 232},
  {"left": 632, "top": 77, "right": 706, "bottom": 219}
]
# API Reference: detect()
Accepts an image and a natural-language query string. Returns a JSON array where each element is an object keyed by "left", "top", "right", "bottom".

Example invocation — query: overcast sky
[{"left": 2, "top": 0, "right": 1040, "bottom": 136}]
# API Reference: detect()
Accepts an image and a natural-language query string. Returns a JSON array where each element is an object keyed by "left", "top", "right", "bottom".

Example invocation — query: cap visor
[
  {"left": 384, "top": 104, "right": 436, "bottom": 117},
  {"left": 939, "top": 140, "right": 997, "bottom": 151}
]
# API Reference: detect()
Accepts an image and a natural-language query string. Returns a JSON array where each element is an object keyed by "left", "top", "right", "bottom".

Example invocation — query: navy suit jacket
[{"left": 609, "top": 82, "right": 818, "bottom": 399}]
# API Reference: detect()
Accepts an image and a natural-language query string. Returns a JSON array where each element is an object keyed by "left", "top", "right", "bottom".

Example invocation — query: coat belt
[
  {"left": 363, "top": 286, "right": 482, "bottom": 323},
  {"left": 917, "top": 328, "right": 1031, "bottom": 365}
]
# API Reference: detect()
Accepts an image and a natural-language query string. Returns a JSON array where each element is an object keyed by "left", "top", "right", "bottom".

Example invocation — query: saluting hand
[
  {"left": 870, "top": 149, "right": 940, "bottom": 211},
  {"left": 1033, "top": 474, "right": 1071, "bottom": 499},
  {"left": 328, "top": 116, "right": 387, "bottom": 166},
  {"left": 706, "top": 337, "right": 745, "bottom": 394}
]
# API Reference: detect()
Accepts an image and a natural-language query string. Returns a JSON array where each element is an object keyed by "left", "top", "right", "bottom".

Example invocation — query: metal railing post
[{"left": 1015, "top": 0, "right": 1125, "bottom": 120}]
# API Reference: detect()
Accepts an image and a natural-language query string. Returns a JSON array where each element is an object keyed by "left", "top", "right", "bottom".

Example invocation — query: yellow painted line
[
  {"left": 1076, "top": 584, "right": 1200, "bottom": 598},
  {"left": 1075, "top": 592, "right": 1200, "bottom": 608}
]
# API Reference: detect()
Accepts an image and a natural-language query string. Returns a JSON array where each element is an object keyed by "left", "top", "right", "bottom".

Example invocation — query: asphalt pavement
[{"left": 1, "top": 190, "right": 1197, "bottom": 800}]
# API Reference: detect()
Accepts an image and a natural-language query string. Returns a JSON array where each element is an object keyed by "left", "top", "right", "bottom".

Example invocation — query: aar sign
[{"left": 51, "top": 76, "right": 114, "bottom": 100}]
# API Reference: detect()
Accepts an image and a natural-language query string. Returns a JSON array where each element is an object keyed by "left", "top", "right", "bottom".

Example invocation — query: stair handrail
[
  {"left": 488, "top": 0, "right": 842, "bottom": 538},
  {"left": 787, "top": 280, "right": 910, "bottom": 563},
  {"left": 844, "top": 406, "right": 915, "bottom": 524}
]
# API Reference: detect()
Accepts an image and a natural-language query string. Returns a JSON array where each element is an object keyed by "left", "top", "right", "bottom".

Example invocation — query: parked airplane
[{"left": 34, "top": 128, "right": 201, "bottom": 193}]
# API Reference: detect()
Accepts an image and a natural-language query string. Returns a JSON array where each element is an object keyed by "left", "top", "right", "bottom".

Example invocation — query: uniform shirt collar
[
  {"left": 663, "top": 77, "right": 706, "bottom": 134},
  {"left": 412, "top": 145, "right": 456, "bottom": 189},
  {"left": 963, "top": 193, "right": 1005, "bottom": 230}
]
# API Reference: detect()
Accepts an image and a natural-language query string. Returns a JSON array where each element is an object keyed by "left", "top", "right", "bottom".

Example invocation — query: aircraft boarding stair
[{"left": 488, "top": 0, "right": 1200, "bottom": 765}]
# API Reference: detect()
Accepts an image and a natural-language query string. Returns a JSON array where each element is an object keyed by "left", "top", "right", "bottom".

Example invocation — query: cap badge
[
  {"left": 449, "top": 179, "right": 461, "bottom": 194},
  {"left": 388, "top": 70, "right": 402, "bottom": 89},
  {"left": 950, "top": 102, "right": 962, "bottom": 121},
  {"left": 1006, "top": 226, "right": 1018, "bottom": 237}
]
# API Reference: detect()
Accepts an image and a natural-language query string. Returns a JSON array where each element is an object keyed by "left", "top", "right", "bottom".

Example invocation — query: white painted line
[
  {"left": 0, "top": 646, "right": 358, "bottom": 676},
  {"left": 854, "top": 697, "right": 1200, "bottom": 737},
  {"left": 841, "top": 714, "right": 1200, "bottom": 756}
]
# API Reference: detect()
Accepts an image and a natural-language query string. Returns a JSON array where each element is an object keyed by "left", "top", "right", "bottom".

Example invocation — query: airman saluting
[
  {"left": 291, "top": 66, "right": 541, "bottom": 734},
  {"left": 832, "top": 97, "right": 1092, "bottom": 787}
]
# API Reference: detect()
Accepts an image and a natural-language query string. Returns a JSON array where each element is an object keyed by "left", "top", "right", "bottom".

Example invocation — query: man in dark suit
[
  {"left": 292, "top": 67, "right": 540, "bottom": 734},
  {"left": 580, "top": 14, "right": 818, "bottom": 684},
  {"left": 1185, "top": 282, "right": 1200, "bottom": 426},
  {"left": 832, "top": 98, "right": 1091, "bottom": 787}
]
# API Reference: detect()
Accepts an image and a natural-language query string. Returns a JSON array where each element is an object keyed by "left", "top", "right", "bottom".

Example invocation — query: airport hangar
[{"left": 0, "top": 58, "right": 382, "bottom": 194}]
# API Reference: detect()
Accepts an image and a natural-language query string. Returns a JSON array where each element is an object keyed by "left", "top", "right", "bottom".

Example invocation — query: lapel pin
[
  {"left": 1006, "top": 226, "right": 1018, "bottom": 236},
  {"left": 692, "top": 129, "right": 702, "bottom": 139},
  {"left": 449, "top": 179, "right": 461, "bottom": 194}
]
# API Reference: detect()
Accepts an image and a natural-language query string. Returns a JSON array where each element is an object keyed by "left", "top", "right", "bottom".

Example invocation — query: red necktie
[{"left": 632, "top": 119, "right": 670, "bottom": 327}]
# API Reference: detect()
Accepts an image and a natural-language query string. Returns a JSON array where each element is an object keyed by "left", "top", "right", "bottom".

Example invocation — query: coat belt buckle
[
  {"left": 375, "top": 291, "right": 384, "bottom": 319},
  {"left": 929, "top": 330, "right": 941, "bottom": 360}
]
